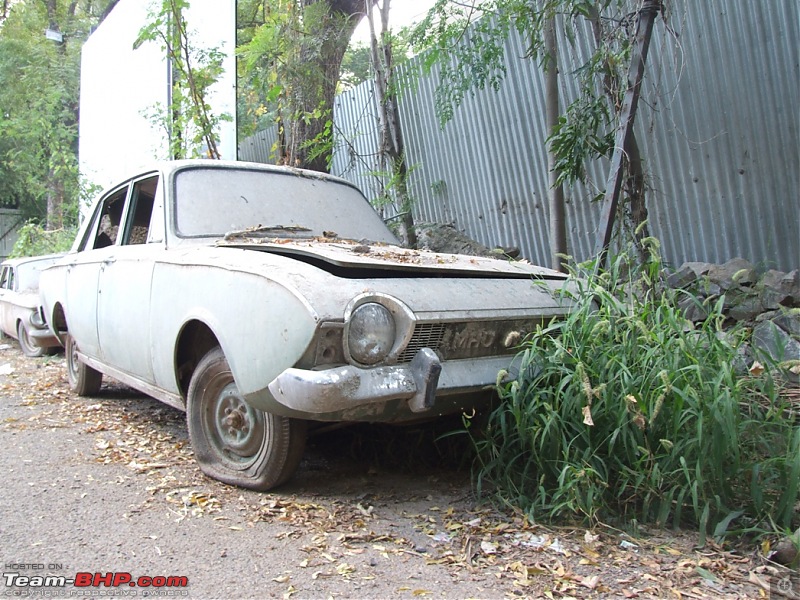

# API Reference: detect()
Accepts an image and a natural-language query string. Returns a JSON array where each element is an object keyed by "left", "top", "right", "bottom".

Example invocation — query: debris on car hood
[{"left": 217, "top": 237, "right": 568, "bottom": 280}]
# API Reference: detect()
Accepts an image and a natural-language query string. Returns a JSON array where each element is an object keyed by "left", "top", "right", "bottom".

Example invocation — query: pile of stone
[{"left": 666, "top": 257, "right": 800, "bottom": 368}]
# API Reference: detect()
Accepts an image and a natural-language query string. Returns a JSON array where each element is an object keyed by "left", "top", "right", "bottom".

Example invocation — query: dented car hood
[{"left": 216, "top": 237, "right": 567, "bottom": 280}]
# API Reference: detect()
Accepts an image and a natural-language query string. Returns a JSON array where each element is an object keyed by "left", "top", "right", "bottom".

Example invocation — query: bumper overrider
[
  {"left": 28, "top": 309, "right": 59, "bottom": 347},
  {"left": 268, "top": 349, "right": 510, "bottom": 415}
]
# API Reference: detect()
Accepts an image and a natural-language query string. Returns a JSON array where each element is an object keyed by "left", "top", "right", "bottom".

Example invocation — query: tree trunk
[
  {"left": 293, "top": 0, "right": 369, "bottom": 173},
  {"left": 45, "top": 169, "right": 64, "bottom": 230},
  {"left": 544, "top": 16, "right": 567, "bottom": 272},
  {"left": 44, "top": 0, "right": 65, "bottom": 230},
  {"left": 594, "top": 0, "right": 660, "bottom": 263},
  {"left": 588, "top": 2, "right": 654, "bottom": 261},
  {"left": 367, "top": 0, "right": 417, "bottom": 247}
]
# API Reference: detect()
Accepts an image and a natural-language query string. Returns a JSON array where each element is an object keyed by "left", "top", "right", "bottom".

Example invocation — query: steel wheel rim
[
  {"left": 68, "top": 338, "right": 80, "bottom": 381},
  {"left": 18, "top": 325, "right": 34, "bottom": 354},
  {"left": 204, "top": 379, "right": 264, "bottom": 467}
]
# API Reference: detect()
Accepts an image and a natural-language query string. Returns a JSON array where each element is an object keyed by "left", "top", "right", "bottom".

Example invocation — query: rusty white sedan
[
  {"left": 0, "top": 254, "right": 62, "bottom": 357},
  {"left": 39, "top": 160, "right": 575, "bottom": 490}
]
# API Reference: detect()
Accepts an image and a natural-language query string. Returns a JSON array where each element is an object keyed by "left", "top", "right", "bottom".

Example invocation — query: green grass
[{"left": 470, "top": 250, "right": 799, "bottom": 541}]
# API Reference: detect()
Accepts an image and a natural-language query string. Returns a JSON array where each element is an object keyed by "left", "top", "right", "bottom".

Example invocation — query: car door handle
[{"left": 103, "top": 257, "right": 116, "bottom": 265}]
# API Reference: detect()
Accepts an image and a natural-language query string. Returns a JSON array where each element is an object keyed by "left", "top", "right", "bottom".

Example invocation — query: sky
[{"left": 351, "top": 0, "right": 437, "bottom": 44}]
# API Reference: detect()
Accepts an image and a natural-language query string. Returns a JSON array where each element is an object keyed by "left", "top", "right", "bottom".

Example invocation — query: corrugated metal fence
[{"left": 240, "top": 0, "right": 799, "bottom": 272}]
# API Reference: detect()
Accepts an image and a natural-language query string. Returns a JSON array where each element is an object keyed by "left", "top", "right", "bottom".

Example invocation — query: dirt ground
[{"left": 1, "top": 341, "right": 797, "bottom": 599}]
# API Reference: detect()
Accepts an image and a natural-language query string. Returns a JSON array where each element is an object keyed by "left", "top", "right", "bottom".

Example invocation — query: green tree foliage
[
  {"left": 411, "top": 0, "right": 626, "bottom": 176},
  {"left": 134, "top": 0, "right": 231, "bottom": 160},
  {"left": 340, "top": 25, "right": 412, "bottom": 90},
  {"left": 0, "top": 0, "right": 115, "bottom": 231},
  {"left": 10, "top": 221, "right": 76, "bottom": 257},
  {"left": 1, "top": 2, "right": 77, "bottom": 226},
  {"left": 236, "top": 0, "right": 368, "bottom": 172},
  {"left": 412, "top": 0, "right": 656, "bottom": 256}
]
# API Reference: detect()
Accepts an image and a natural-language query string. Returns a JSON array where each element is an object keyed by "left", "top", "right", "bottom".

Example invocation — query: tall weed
[{"left": 473, "top": 251, "right": 799, "bottom": 539}]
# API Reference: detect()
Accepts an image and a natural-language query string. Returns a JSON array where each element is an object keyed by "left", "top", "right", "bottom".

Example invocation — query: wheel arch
[
  {"left": 174, "top": 319, "right": 222, "bottom": 401},
  {"left": 50, "top": 302, "right": 68, "bottom": 345}
]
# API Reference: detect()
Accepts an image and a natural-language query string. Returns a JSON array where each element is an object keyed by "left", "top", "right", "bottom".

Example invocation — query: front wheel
[
  {"left": 187, "top": 347, "right": 306, "bottom": 490},
  {"left": 65, "top": 334, "right": 102, "bottom": 395},
  {"left": 17, "top": 322, "right": 45, "bottom": 358}
]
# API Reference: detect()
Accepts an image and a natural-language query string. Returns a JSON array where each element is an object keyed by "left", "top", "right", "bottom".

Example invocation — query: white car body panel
[{"left": 39, "top": 160, "right": 576, "bottom": 423}]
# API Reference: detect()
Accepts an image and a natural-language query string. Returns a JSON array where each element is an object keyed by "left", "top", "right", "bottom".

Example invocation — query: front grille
[
  {"left": 398, "top": 323, "right": 447, "bottom": 363},
  {"left": 397, "top": 318, "right": 549, "bottom": 363}
]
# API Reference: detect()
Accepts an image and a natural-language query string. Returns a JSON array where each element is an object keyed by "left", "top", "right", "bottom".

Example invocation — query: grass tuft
[{"left": 470, "top": 250, "right": 799, "bottom": 540}]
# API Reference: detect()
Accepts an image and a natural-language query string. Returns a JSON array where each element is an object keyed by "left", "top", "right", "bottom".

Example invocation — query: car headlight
[{"left": 347, "top": 302, "right": 396, "bottom": 365}]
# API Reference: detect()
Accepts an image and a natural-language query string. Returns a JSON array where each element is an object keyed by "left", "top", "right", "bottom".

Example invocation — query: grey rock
[
  {"left": 678, "top": 295, "right": 710, "bottom": 322},
  {"left": 708, "top": 258, "right": 755, "bottom": 291},
  {"left": 752, "top": 321, "right": 800, "bottom": 362},
  {"left": 756, "top": 310, "right": 783, "bottom": 323},
  {"left": 761, "top": 287, "right": 790, "bottom": 311},
  {"left": 722, "top": 287, "right": 750, "bottom": 310},
  {"left": 759, "top": 269, "right": 786, "bottom": 291},
  {"left": 667, "top": 262, "right": 712, "bottom": 289},
  {"left": 728, "top": 295, "right": 764, "bottom": 322},
  {"left": 772, "top": 309, "right": 800, "bottom": 338},
  {"left": 781, "top": 270, "right": 800, "bottom": 304},
  {"left": 415, "top": 223, "right": 500, "bottom": 259}
]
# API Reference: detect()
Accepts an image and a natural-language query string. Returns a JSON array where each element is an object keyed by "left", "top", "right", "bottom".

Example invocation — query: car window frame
[
  {"left": 75, "top": 172, "right": 163, "bottom": 253},
  {"left": 0, "top": 265, "right": 11, "bottom": 290},
  {"left": 76, "top": 184, "right": 130, "bottom": 252},
  {"left": 119, "top": 174, "right": 161, "bottom": 246}
]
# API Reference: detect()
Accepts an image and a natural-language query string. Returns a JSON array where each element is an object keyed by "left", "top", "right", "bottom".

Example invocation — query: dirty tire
[
  {"left": 187, "top": 347, "right": 306, "bottom": 491},
  {"left": 65, "top": 334, "right": 102, "bottom": 395},
  {"left": 17, "top": 322, "right": 45, "bottom": 358}
]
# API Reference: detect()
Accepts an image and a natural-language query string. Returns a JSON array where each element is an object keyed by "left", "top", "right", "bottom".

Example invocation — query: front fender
[{"left": 150, "top": 263, "right": 320, "bottom": 411}]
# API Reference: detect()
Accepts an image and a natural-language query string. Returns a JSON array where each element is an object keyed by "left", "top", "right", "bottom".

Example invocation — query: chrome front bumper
[
  {"left": 267, "top": 349, "right": 511, "bottom": 415},
  {"left": 27, "top": 310, "right": 60, "bottom": 347}
]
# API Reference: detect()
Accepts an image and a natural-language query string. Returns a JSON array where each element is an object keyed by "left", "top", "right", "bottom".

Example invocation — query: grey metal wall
[{"left": 242, "top": 0, "right": 800, "bottom": 272}]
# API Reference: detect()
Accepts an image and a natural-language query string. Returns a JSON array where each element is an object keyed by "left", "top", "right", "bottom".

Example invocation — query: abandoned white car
[
  {"left": 39, "top": 160, "right": 575, "bottom": 490},
  {"left": 0, "top": 254, "right": 63, "bottom": 357}
]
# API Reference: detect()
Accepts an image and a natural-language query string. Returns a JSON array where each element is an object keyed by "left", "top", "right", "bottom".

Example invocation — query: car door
[
  {"left": 0, "top": 265, "right": 12, "bottom": 336},
  {"left": 96, "top": 174, "right": 160, "bottom": 383},
  {"left": 64, "top": 185, "right": 130, "bottom": 360}
]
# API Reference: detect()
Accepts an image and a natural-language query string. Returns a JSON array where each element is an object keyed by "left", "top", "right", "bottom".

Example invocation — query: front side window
[{"left": 78, "top": 186, "right": 129, "bottom": 252}]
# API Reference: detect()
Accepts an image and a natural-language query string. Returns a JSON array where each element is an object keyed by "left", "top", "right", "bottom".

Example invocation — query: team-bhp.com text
[{"left": 3, "top": 573, "right": 188, "bottom": 589}]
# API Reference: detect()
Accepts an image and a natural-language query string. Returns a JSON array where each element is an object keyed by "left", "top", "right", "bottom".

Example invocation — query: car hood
[{"left": 216, "top": 238, "right": 567, "bottom": 281}]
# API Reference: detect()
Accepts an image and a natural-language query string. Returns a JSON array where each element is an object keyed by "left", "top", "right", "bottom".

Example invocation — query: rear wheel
[
  {"left": 65, "top": 334, "right": 102, "bottom": 395},
  {"left": 17, "top": 322, "right": 45, "bottom": 358},
  {"left": 187, "top": 347, "right": 306, "bottom": 490}
]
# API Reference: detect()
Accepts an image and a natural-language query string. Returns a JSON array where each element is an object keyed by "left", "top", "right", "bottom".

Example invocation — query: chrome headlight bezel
[{"left": 343, "top": 293, "right": 415, "bottom": 367}]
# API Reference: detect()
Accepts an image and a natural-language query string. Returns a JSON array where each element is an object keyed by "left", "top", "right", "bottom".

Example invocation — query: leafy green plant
[
  {"left": 471, "top": 248, "right": 799, "bottom": 541},
  {"left": 10, "top": 221, "right": 75, "bottom": 258},
  {"left": 135, "top": 0, "right": 231, "bottom": 160},
  {"left": 236, "top": 0, "right": 363, "bottom": 172}
]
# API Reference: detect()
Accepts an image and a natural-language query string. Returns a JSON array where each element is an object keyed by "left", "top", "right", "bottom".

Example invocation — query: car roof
[
  {"left": 1, "top": 253, "right": 65, "bottom": 269},
  {"left": 107, "top": 160, "right": 361, "bottom": 194}
]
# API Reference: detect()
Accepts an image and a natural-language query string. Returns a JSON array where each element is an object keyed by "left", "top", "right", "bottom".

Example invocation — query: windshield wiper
[{"left": 223, "top": 224, "right": 312, "bottom": 240}]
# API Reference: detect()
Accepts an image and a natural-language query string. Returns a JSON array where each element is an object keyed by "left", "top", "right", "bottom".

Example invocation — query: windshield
[
  {"left": 15, "top": 257, "right": 60, "bottom": 291},
  {"left": 173, "top": 167, "right": 399, "bottom": 244}
]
